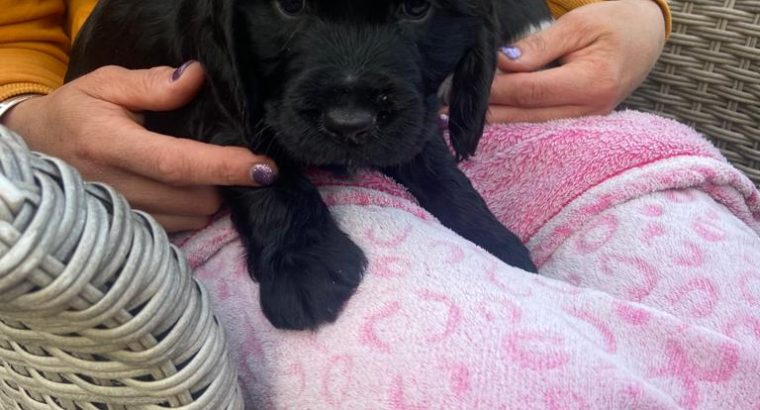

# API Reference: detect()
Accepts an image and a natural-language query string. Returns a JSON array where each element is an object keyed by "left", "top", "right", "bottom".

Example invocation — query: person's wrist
[
  {"left": 0, "top": 94, "right": 46, "bottom": 139},
  {"left": 0, "top": 94, "right": 44, "bottom": 129}
]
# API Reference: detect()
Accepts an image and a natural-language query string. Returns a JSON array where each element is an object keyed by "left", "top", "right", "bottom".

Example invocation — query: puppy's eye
[
  {"left": 398, "top": 0, "right": 432, "bottom": 21},
  {"left": 276, "top": 0, "right": 305, "bottom": 16}
]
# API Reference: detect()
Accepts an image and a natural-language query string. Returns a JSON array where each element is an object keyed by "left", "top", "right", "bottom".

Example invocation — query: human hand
[
  {"left": 2, "top": 62, "right": 277, "bottom": 232},
  {"left": 488, "top": 0, "right": 666, "bottom": 123}
]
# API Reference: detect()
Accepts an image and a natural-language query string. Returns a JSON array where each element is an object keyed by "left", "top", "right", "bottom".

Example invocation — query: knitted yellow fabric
[
  {"left": 0, "top": 0, "right": 672, "bottom": 101},
  {"left": 0, "top": 0, "right": 94, "bottom": 100},
  {"left": 548, "top": 0, "right": 671, "bottom": 35}
]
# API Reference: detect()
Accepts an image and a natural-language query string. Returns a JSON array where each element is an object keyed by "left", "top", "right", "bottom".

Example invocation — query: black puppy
[{"left": 66, "top": 0, "right": 551, "bottom": 330}]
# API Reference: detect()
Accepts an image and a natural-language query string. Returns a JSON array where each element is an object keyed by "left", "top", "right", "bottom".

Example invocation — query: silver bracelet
[{"left": 0, "top": 94, "right": 40, "bottom": 123}]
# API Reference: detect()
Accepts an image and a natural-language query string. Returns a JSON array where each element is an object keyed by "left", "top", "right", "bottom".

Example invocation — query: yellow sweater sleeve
[
  {"left": 548, "top": 0, "right": 672, "bottom": 37},
  {"left": 0, "top": 0, "right": 70, "bottom": 100}
]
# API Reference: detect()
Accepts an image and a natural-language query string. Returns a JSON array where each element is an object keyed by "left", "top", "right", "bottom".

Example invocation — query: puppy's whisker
[
  {"left": 260, "top": 127, "right": 279, "bottom": 154},
  {"left": 249, "top": 118, "right": 269, "bottom": 142},
  {"left": 279, "top": 22, "right": 304, "bottom": 56},
  {"left": 250, "top": 118, "right": 282, "bottom": 156}
]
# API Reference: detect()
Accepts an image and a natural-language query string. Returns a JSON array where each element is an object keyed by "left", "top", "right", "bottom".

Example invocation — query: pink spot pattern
[
  {"left": 477, "top": 298, "right": 523, "bottom": 324},
  {"left": 575, "top": 214, "right": 619, "bottom": 253},
  {"left": 360, "top": 301, "right": 402, "bottom": 353},
  {"left": 600, "top": 254, "right": 658, "bottom": 301},
  {"left": 641, "top": 203, "right": 665, "bottom": 217},
  {"left": 564, "top": 306, "right": 617, "bottom": 353},
  {"left": 544, "top": 387, "right": 590, "bottom": 410},
  {"left": 666, "top": 190, "right": 697, "bottom": 203},
  {"left": 665, "top": 277, "right": 720, "bottom": 318},
  {"left": 283, "top": 362, "right": 305, "bottom": 398},
  {"left": 692, "top": 214, "right": 727, "bottom": 242},
  {"left": 642, "top": 222, "right": 666, "bottom": 245},
  {"left": 448, "top": 364, "right": 470, "bottom": 396},
  {"left": 364, "top": 224, "right": 413, "bottom": 248},
  {"left": 390, "top": 375, "right": 431, "bottom": 410},
  {"left": 724, "top": 315, "right": 760, "bottom": 343},
  {"left": 503, "top": 330, "right": 571, "bottom": 371},
  {"left": 484, "top": 258, "right": 534, "bottom": 298},
  {"left": 739, "top": 270, "right": 760, "bottom": 305},
  {"left": 322, "top": 355, "right": 354, "bottom": 406},
  {"left": 650, "top": 337, "right": 739, "bottom": 409},
  {"left": 428, "top": 240, "right": 466, "bottom": 264},
  {"left": 415, "top": 290, "right": 461, "bottom": 343},
  {"left": 374, "top": 255, "right": 412, "bottom": 278},
  {"left": 614, "top": 302, "right": 652, "bottom": 326},
  {"left": 672, "top": 241, "right": 706, "bottom": 267}
]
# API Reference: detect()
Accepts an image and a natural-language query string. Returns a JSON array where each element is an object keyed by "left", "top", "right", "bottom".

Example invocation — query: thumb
[
  {"left": 75, "top": 61, "right": 205, "bottom": 112},
  {"left": 497, "top": 16, "right": 594, "bottom": 72}
]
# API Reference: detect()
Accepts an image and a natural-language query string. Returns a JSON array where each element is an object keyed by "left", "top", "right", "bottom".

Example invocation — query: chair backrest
[{"left": 624, "top": 0, "right": 760, "bottom": 187}]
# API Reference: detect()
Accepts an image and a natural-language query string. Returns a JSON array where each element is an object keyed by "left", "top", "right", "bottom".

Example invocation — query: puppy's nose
[{"left": 324, "top": 107, "right": 375, "bottom": 144}]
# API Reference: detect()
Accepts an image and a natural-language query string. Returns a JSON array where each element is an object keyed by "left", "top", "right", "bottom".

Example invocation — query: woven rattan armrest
[{"left": 0, "top": 126, "right": 243, "bottom": 409}]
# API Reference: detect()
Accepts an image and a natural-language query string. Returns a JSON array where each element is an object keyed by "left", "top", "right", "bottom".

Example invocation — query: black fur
[{"left": 66, "top": 0, "right": 550, "bottom": 330}]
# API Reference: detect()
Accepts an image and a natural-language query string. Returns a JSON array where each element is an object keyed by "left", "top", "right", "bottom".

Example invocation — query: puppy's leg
[
  {"left": 222, "top": 172, "right": 366, "bottom": 330},
  {"left": 383, "top": 137, "right": 537, "bottom": 273}
]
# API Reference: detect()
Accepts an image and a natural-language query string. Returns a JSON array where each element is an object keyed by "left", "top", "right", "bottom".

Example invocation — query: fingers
[
  {"left": 95, "top": 125, "right": 279, "bottom": 187},
  {"left": 69, "top": 62, "right": 279, "bottom": 188},
  {"left": 491, "top": 59, "right": 620, "bottom": 107},
  {"left": 74, "top": 61, "right": 206, "bottom": 112},
  {"left": 497, "top": 14, "right": 597, "bottom": 73},
  {"left": 120, "top": 176, "right": 221, "bottom": 233},
  {"left": 93, "top": 169, "right": 224, "bottom": 216},
  {"left": 488, "top": 62, "right": 619, "bottom": 122},
  {"left": 152, "top": 214, "right": 213, "bottom": 233},
  {"left": 490, "top": 67, "right": 581, "bottom": 108},
  {"left": 486, "top": 104, "right": 603, "bottom": 124},
  {"left": 80, "top": 159, "right": 223, "bottom": 233}
]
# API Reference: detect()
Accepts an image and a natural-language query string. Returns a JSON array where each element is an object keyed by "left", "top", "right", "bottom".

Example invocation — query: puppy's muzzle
[
  {"left": 323, "top": 105, "right": 375, "bottom": 145},
  {"left": 305, "top": 72, "right": 398, "bottom": 146}
]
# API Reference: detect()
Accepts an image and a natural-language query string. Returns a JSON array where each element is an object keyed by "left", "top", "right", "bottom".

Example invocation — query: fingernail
[
  {"left": 501, "top": 46, "right": 522, "bottom": 60},
  {"left": 250, "top": 163, "right": 277, "bottom": 186},
  {"left": 171, "top": 60, "right": 195, "bottom": 82},
  {"left": 438, "top": 113, "right": 449, "bottom": 130}
]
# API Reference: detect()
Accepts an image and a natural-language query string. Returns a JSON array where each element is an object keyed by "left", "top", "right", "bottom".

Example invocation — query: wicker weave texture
[
  {"left": 625, "top": 0, "right": 760, "bottom": 186},
  {"left": 0, "top": 126, "right": 243, "bottom": 409}
]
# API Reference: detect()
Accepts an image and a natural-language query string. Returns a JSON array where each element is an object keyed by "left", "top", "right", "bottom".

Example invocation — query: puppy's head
[{"left": 230, "top": 0, "right": 500, "bottom": 166}]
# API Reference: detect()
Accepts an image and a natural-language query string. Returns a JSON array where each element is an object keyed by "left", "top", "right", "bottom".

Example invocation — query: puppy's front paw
[
  {"left": 482, "top": 231, "right": 538, "bottom": 273},
  {"left": 252, "top": 228, "right": 367, "bottom": 330},
  {"left": 497, "top": 243, "right": 537, "bottom": 273}
]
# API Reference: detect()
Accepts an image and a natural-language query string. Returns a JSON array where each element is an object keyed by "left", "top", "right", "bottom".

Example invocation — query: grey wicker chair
[{"left": 0, "top": 0, "right": 758, "bottom": 408}]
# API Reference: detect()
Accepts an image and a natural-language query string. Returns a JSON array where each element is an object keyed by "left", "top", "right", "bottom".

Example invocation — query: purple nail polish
[
  {"left": 171, "top": 60, "right": 195, "bottom": 81},
  {"left": 250, "top": 164, "right": 276, "bottom": 186},
  {"left": 438, "top": 113, "right": 449, "bottom": 130},
  {"left": 501, "top": 46, "right": 522, "bottom": 60}
]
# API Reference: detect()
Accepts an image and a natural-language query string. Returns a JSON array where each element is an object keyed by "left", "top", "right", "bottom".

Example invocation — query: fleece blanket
[{"left": 173, "top": 110, "right": 760, "bottom": 409}]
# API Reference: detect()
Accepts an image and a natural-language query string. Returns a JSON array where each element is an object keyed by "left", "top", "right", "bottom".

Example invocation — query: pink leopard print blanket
[{"left": 174, "top": 111, "right": 760, "bottom": 409}]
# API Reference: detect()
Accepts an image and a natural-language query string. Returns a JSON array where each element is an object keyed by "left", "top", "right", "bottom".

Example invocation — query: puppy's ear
[
  {"left": 183, "top": 0, "right": 257, "bottom": 131},
  {"left": 448, "top": 11, "right": 498, "bottom": 161}
]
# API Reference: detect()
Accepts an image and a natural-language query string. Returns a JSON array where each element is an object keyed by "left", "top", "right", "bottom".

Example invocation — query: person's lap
[{"left": 181, "top": 111, "right": 760, "bottom": 409}]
